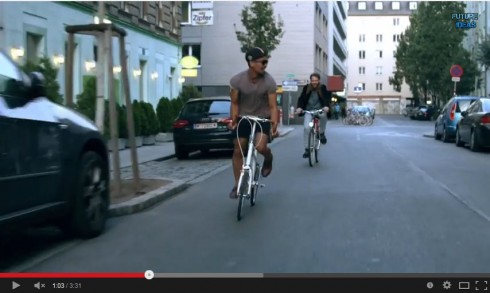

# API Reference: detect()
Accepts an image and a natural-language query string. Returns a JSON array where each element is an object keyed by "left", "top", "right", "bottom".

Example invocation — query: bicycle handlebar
[
  {"left": 296, "top": 109, "right": 324, "bottom": 117},
  {"left": 239, "top": 115, "right": 272, "bottom": 123}
]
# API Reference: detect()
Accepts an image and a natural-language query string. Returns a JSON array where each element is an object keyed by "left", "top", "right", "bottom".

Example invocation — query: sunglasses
[{"left": 253, "top": 60, "right": 268, "bottom": 66}]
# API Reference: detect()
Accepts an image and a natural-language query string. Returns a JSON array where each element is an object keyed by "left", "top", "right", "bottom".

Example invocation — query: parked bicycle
[
  {"left": 235, "top": 115, "right": 271, "bottom": 221},
  {"left": 298, "top": 109, "right": 324, "bottom": 167}
]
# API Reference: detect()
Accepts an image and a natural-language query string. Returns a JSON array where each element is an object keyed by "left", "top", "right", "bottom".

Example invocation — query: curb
[
  {"left": 108, "top": 179, "right": 190, "bottom": 218},
  {"left": 422, "top": 133, "right": 435, "bottom": 138}
]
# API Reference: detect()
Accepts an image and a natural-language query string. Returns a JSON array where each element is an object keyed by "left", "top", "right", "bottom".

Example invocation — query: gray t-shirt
[
  {"left": 306, "top": 91, "right": 322, "bottom": 110},
  {"left": 229, "top": 70, "right": 277, "bottom": 117}
]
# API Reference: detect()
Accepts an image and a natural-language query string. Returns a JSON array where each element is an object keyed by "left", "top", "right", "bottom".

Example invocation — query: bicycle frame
[{"left": 239, "top": 121, "right": 257, "bottom": 197}]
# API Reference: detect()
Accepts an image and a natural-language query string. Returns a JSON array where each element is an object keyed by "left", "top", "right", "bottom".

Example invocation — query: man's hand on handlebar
[{"left": 295, "top": 107, "right": 303, "bottom": 115}]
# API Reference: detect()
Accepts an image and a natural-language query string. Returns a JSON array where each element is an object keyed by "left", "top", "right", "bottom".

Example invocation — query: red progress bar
[{"left": 0, "top": 273, "right": 144, "bottom": 278}]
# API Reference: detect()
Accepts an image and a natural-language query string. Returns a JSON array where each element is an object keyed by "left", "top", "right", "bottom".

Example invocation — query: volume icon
[{"left": 34, "top": 282, "right": 40, "bottom": 289}]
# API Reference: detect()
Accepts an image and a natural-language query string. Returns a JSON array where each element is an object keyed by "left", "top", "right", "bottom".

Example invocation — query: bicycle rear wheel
[
  {"left": 308, "top": 129, "right": 315, "bottom": 167},
  {"left": 236, "top": 170, "right": 250, "bottom": 221},
  {"left": 250, "top": 163, "right": 260, "bottom": 206}
]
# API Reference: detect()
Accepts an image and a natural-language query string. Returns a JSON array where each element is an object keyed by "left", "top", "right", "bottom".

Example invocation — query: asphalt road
[{"left": 2, "top": 115, "right": 490, "bottom": 273}]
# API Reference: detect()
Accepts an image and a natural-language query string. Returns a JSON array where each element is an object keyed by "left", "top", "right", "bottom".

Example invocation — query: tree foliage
[
  {"left": 390, "top": 2, "right": 479, "bottom": 106},
  {"left": 21, "top": 57, "right": 64, "bottom": 104},
  {"left": 234, "top": 1, "right": 285, "bottom": 54},
  {"left": 477, "top": 37, "right": 490, "bottom": 69}
]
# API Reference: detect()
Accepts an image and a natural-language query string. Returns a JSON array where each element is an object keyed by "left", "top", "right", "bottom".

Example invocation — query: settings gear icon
[{"left": 443, "top": 280, "right": 452, "bottom": 290}]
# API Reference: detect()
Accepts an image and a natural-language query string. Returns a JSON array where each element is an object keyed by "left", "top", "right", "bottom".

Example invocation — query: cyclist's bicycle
[
  {"left": 298, "top": 109, "right": 324, "bottom": 167},
  {"left": 235, "top": 115, "right": 271, "bottom": 221}
]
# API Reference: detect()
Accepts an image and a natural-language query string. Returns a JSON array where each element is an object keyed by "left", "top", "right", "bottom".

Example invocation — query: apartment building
[
  {"left": 0, "top": 2, "right": 182, "bottom": 109},
  {"left": 180, "top": 1, "right": 348, "bottom": 106},
  {"left": 462, "top": 1, "right": 490, "bottom": 98},
  {"left": 347, "top": 1, "right": 417, "bottom": 114}
]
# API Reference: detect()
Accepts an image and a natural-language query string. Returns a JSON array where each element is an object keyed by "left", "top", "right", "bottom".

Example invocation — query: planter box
[
  {"left": 108, "top": 138, "right": 127, "bottom": 152},
  {"left": 125, "top": 136, "right": 143, "bottom": 148},
  {"left": 142, "top": 135, "right": 156, "bottom": 145},
  {"left": 156, "top": 132, "right": 173, "bottom": 142}
]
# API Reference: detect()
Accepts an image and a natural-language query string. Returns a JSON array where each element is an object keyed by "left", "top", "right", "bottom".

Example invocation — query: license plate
[{"left": 194, "top": 123, "right": 217, "bottom": 129}]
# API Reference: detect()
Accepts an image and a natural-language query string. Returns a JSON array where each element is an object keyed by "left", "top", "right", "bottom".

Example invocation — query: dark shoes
[
  {"left": 229, "top": 186, "right": 238, "bottom": 199},
  {"left": 302, "top": 149, "right": 309, "bottom": 158},
  {"left": 320, "top": 133, "right": 327, "bottom": 144},
  {"left": 261, "top": 154, "right": 273, "bottom": 177}
]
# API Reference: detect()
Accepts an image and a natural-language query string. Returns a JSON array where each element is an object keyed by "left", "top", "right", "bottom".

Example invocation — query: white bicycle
[{"left": 235, "top": 115, "right": 272, "bottom": 221}]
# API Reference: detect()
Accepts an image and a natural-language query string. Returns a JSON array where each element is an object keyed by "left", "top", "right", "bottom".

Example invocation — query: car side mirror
[{"left": 27, "top": 72, "right": 46, "bottom": 99}]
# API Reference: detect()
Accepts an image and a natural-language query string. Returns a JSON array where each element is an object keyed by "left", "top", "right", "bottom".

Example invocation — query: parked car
[
  {"left": 413, "top": 105, "right": 437, "bottom": 120},
  {"left": 434, "top": 96, "right": 483, "bottom": 142},
  {"left": 455, "top": 98, "right": 490, "bottom": 151},
  {"left": 0, "top": 51, "right": 109, "bottom": 238},
  {"left": 172, "top": 96, "right": 234, "bottom": 159}
]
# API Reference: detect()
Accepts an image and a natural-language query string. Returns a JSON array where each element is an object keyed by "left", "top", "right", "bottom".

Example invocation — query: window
[
  {"left": 357, "top": 2, "right": 366, "bottom": 10},
  {"left": 409, "top": 2, "right": 417, "bottom": 10},
  {"left": 359, "top": 50, "right": 365, "bottom": 59},
  {"left": 139, "top": 60, "right": 147, "bottom": 101},
  {"left": 182, "top": 44, "right": 201, "bottom": 65},
  {"left": 359, "top": 34, "right": 365, "bottom": 42},
  {"left": 26, "top": 32, "right": 44, "bottom": 63},
  {"left": 362, "top": 83, "right": 366, "bottom": 90},
  {"left": 393, "top": 18, "right": 400, "bottom": 26},
  {"left": 393, "top": 50, "right": 396, "bottom": 57},
  {"left": 359, "top": 66, "right": 365, "bottom": 75},
  {"left": 181, "top": 1, "right": 191, "bottom": 24},
  {"left": 393, "top": 34, "right": 401, "bottom": 42},
  {"left": 182, "top": 100, "right": 231, "bottom": 117},
  {"left": 375, "top": 2, "right": 383, "bottom": 10},
  {"left": 392, "top": 2, "right": 400, "bottom": 10},
  {"left": 376, "top": 83, "right": 383, "bottom": 91},
  {"left": 376, "top": 66, "right": 382, "bottom": 75},
  {"left": 377, "top": 50, "right": 383, "bottom": 58},
  {"left": 376, "top": 34, "right": 383, "bottom": 42}
]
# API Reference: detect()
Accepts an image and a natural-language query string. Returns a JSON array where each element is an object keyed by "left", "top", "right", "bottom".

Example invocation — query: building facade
[
  {"left": 462, "top": 1, "right": 490, "bottom": 98},
  {"left": 0, "top": 1, "right": 183, "bottom": 109},
  {"left": 180, "top": 1, "right": 348, "bottom": 104},
  {"left": 347, "top": 1, "right": 418, "bottom": 114}
]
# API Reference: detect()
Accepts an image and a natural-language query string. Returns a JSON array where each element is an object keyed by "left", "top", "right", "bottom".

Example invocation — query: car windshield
[
  {"left": 482, "top": 100, "right": 490, "bottom": 112},
  {"left": 354, "top": 106, "right": 369, "bottom": 112},
  {"left": 181, "top": 100, "right": 230, "bottom": 117},
  {"left": 457, "top": 100, "right": 478, "bottom": 113}
]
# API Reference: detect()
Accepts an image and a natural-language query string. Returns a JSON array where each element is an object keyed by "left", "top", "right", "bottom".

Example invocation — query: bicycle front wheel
[
  {"left": 237, "top": 170, "right": 250, "bottom": 221},
  {"left": 250, "top": 163, "right": 260, "bottom": 206},
  {"left": 308, "top": 128, "right": 315, "bottom": 167}
]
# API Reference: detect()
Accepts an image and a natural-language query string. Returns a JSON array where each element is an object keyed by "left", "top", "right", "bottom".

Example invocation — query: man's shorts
[{"left": 233, "top": 117, "right": 271, "bottom": 140}]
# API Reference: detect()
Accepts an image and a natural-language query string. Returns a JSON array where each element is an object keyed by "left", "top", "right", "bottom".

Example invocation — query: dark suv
[
  {"left": 172, "top": 97, "right": 234, "bottom": 159},
  {"left": 0, "top": 51, "right": 109, "bottom": 238}
]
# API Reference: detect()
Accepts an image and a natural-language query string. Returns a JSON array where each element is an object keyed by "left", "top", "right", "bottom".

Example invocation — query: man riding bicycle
[
  {"left": 295, "top": 73, "right": 332, "bottom": 158},
  {"left": 228, "top": 47, "right": 279, "bottom": 199}
]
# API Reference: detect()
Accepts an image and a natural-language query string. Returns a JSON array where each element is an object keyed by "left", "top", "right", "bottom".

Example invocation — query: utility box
[{"left": 327, "top": 75, "right": 345, "bottom": 92}]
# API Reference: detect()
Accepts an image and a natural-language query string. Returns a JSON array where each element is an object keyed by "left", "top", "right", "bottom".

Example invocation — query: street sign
[
  {"left": 450, "top": 64, "right": 463, "bottom": 77},
  {"left": 282, "top": 80, "right": 298, "bottom": 86},
  {"left": 451, "top": 77, "right": 460, "bottom": 82},
  {"left": 353, "top": 86, "right": 363, "bottom": 94},
  {"left": 282, "top": 85, "right": 298, "bottom": 92},
  {"left": 286, "top": 73, "right": 295, "bottom": 79}
]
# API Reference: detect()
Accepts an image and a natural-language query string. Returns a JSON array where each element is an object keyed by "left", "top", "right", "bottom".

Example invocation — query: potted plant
[
  {"left": 131, "top": 100, "right": 144, "bottom": 147},
  {"left": 142, "top": 102, "right": 159, "bottom": 145}
]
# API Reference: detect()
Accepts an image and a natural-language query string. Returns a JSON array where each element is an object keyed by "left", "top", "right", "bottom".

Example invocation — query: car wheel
[
  {"left": 470, "top": 130, "right": 481, "bottom": 152},
  {"left": 175, "top": 144, "right": 189, "bottom": 160},
  {"left": 434, "top": 125, "right": 441, "bottom": 140},
  {"left": 62, "top": 151, "right": 109, "bottom": 239},
  {"left": 455, "top": 128, "right": 464, "bottom": 147},
  {"left": 442, "top": 126, "right": 450, "bottom": 143}
]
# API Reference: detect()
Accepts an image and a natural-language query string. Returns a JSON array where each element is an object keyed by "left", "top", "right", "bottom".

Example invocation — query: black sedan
[
  {"left": 0, "top": 51, "right": 109, "bottom": 238},
  {"left": 172, "top": 97, "right": 234, "bottom": 159},
  {"left": 455, "top": 98, "right": 490, "bottom": 151}
]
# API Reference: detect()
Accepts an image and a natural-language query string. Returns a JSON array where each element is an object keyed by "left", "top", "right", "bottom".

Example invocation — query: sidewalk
[
  {"left": 110, "top": 125, "right": 295, "bottom": 169},
  {"left": 108, "top": 125, "right": 295, "bottom": 217}
]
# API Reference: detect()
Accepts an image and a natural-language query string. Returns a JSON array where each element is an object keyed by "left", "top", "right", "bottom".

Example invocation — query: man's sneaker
[
  {"left": 302, "top": 149, "right": 309, "bottom": 158},
  {"left": 320, "top": 133, "right": 327, "bottom": 144}
]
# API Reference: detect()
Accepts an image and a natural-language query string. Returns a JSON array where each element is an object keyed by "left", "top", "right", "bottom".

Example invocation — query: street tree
[
  {"left": 390, "top": 1, "right": 479, "bottom": 107},
  {"left": 234, "top": 1, "right": 285, "bottom": 54},
  {"left": 477, "top": 38, "right": 490, "bottom": 69}
]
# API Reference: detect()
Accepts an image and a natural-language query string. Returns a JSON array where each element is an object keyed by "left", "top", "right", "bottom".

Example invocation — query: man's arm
[
  {"left": 268, "top": 91, "right": 278, "bottom": 136},
  {"left": 230, "top": 87, "right": 240, "bottom": 128}
]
